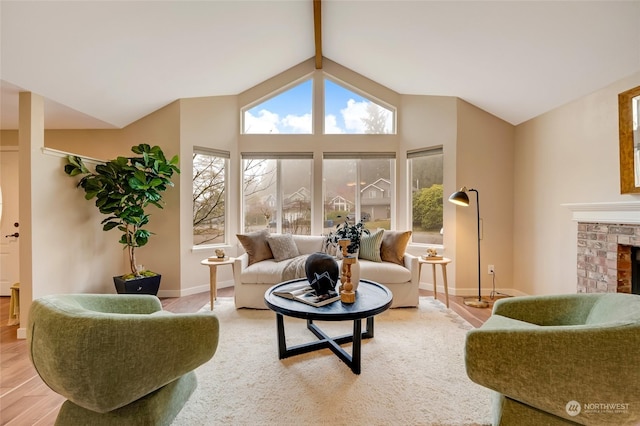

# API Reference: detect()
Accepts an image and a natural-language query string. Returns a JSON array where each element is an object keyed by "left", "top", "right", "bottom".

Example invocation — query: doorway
[{"left": 0, "top": 148, "right": 20, "bottom": 296}]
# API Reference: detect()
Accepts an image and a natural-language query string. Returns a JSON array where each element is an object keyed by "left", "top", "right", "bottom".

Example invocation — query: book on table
[{"left": 273, "top": 282, "right": 340, "bottom": 307}]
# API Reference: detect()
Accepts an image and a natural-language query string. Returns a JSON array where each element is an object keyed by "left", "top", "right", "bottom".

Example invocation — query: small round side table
[
  {"left": 200, "top": 257, "right": 235, "bottom": 310},
  {"left": 418, "top": 257, "right": 452, "bottom": 308}
]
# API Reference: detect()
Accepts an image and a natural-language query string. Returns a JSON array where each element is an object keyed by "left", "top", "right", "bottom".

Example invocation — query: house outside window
[
  {"left": 323, "top": 154, "right": 395, "bottom": 233},
  {"left": 408, "top": 147, "right": 444, "bottom": 245},
  {"left": 242, "top": 154, "right": 312, "bottom": 235},
  {"left": 193, "top": 148, "right": 229, "bottom": 246}
]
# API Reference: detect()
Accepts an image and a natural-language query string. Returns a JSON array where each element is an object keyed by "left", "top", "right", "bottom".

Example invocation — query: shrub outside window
[{"left": 409, "top": 148, "right": 443, "bottom": 245}]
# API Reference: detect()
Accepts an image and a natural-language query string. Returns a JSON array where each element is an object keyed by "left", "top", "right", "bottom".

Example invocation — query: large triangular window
[
  {"left": 242, "top": 79, "right": 312, "bottom": 134},
  {"left": 324, "top": 78, "right": 395, "bottom": 134}
]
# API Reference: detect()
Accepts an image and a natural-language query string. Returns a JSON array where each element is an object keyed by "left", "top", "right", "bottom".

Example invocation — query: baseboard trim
[{"left": 157, "top": 279, "right": 235, "bottom": 298}]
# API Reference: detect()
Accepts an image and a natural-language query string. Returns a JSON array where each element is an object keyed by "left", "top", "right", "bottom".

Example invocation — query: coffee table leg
[
  {"left": 276, "top": 315, "right": 376, "bottom": 374},
  {"left": 276, "top": 313, "right": 287, "bottom": 359},
  {"left": 351, "top": 319, "right": 362, "bottom": 374}
]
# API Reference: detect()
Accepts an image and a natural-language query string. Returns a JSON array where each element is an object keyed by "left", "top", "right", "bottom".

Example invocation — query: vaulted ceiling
[{"left": 1, "top": 1, "right": 639, "bottom": 130}]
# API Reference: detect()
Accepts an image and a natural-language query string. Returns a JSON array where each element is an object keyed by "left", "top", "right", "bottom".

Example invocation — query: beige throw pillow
[
  {"left": 380, "top": 230, "right": 412, "bottom": 265},
  {"left": 267, "top": 234, "right": 300, "bottom": 262},
  {"left": 236, "top": 229, "right": 273, "bottom": 265}
]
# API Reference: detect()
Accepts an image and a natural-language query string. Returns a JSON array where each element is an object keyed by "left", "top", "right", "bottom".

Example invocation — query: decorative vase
[
  {"left": 350, "top": 258, "right": 360, "bottom": 292},
  {"left": 305, "top": 252, "right": 339, "bottom": 296}
]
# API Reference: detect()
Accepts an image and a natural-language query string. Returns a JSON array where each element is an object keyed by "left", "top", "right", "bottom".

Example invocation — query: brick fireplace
[
  {"left": 576, "top": 222, "right": 640, "bottom": 293},
  {"left": 566, "top": 201, "right": 640, "bottom": 294}
]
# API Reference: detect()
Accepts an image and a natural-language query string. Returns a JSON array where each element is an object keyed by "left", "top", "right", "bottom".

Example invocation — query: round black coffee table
[{"left": 264, "top": 278, "right": 393, "bottom": 374}]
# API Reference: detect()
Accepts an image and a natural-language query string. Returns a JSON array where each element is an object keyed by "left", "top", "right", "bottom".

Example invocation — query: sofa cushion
[
  {"left": 381, "top": 230, "right": 412, "bottom": 265},
  {"left": 237, "top": 229, "right": 273, "bottom": 265},
  {"left": 358, "top": 259, "right": 412, "bottom": 284},
  {"left": 359, "top": 229, "right": 383, "bottom": 262},
  {"left": 292, "top": 235, "right": 324, "bottom": 255},
  {"left": 267, "top": 233, "right": 300, "bottom": 262},
  {"left": 240, "top": 257, "right": 308, "bottom": 284}
]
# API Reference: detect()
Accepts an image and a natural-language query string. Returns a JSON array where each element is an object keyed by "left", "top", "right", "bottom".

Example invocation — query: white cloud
[
  {"left": 341, "top": 99, "right": 368, "bottom": 133},
  {"left": 244, "top": 109, "right": 312, "bottom": 134},
  {"left": 324, "top": 114, "right": 343, "bottom": 134},
  {"left": 282, "top": 113, "right": 311, "bottom": 133},
  {"left": 244, "top": 109, "right": 280, "bottom": 134}
]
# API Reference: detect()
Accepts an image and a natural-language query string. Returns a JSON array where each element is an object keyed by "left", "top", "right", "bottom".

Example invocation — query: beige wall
[
  {"left": 179, "top": 95, "right": 239, "bottom": 294},
  {"left": 456, "top": 100, "right": 515, "bottom": 296},
  {"left": 1, "top": 130, "right": 18, "bottom": 146},
  {"left": 514, "top": 71, "right": 640, "bottom": 295},
  {"left": 121, "top": 101, "right": 182, "bottom": 296},
  {"left": 45, "top": 129, "right": 129, "bottom": 159}
]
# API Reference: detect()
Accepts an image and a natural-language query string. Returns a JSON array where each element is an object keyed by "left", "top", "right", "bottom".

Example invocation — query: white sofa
[{"left": 233, "top": 233, "right": 419, "bottom": 309}]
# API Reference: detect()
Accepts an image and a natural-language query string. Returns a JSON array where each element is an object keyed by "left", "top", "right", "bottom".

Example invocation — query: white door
[{"left": 0, "top": 149, "right": 19, "bottom": 296}]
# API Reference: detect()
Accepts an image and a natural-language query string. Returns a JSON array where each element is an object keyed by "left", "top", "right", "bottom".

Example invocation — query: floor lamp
[{"left": 449, "top": 186, "right": 489, "bottom": 308}]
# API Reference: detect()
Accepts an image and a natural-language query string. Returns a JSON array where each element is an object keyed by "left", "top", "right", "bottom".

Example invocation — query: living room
[{"left": 1, "top": 1, "right": 640, "bottom": 424}]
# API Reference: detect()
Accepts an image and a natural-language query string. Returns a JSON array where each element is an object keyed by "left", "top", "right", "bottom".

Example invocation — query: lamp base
[{"left": 463, "top": 298, "right": 490, "bottom": 308}]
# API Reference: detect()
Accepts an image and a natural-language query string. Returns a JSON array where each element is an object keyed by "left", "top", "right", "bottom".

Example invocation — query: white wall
[{"left": 514, "top": 72, "right": 640, "bottom": 295}]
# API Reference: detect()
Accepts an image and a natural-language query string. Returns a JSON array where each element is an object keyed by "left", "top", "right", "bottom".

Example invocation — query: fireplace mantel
[{"left": 563, "top": 201, "right": 640, "bottom": 225}]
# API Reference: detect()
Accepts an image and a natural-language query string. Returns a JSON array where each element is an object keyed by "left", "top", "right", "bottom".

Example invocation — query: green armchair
[
  {"left": 465, "top": 293, "right": 640, "bottom": 425},
  {"left": 27, "top": 294, "right": 219, "bottom": 426}
]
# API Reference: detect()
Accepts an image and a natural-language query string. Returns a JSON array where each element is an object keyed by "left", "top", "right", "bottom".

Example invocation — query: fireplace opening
[{"left": 633, "top": 246, "right": 640, "bottom": 295}]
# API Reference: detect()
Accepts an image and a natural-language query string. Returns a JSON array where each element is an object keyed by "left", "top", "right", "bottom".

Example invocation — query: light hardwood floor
[{"left": 0, "top": 288, "right": 497, "bottom": 425}]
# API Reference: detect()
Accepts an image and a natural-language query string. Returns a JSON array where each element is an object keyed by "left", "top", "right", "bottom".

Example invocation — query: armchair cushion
[
  {"left": 28, "top": 294, "right": 219, "bottom": 424},
  {"left": 466, "top": 293, "right": 640, "bottom": 425}
]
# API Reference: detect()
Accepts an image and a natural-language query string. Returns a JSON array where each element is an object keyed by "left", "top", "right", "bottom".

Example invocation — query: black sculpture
[{"left": 305, "top": 252, "right": 339, "bottom": 295}]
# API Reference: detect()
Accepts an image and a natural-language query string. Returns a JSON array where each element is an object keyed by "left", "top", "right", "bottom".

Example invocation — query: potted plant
[
  {"left": 328, "top": 216, "right": 370, "bottom": 256},
  {"left": 64, "top": 144, "right": 180, "bottom": 294}
]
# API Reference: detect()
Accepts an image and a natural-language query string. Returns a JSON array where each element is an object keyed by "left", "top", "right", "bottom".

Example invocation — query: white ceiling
[{"left": 1, "top": 1, "right": 639, "bottom": 130}]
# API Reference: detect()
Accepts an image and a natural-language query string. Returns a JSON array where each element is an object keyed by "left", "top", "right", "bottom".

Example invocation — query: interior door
[{"left": 0, "top": 149, "right": 19, "bottom": 296}]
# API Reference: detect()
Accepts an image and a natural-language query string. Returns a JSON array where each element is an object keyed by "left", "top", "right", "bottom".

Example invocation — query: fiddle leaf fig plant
[{"left": 64, "top": 144, "right": 180, "bottom": 278}]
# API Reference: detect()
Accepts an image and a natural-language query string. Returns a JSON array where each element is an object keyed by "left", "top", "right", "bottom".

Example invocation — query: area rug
[{"left": 172, "top": 297, "right": 492, "bottom": 426}]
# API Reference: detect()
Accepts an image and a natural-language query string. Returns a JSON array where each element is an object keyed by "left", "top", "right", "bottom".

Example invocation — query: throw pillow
[
  {"left": 358, "top": 229, "right": 384, "bottom": 262},
  {"left": 236, "top": 229, "right": 273, "bottom": 265},
  {"left": 380, "top": 230, "right": 412, "bottom": 265},
  {"left": 267, "top": 234, "right": 300, "bottom": 262}
]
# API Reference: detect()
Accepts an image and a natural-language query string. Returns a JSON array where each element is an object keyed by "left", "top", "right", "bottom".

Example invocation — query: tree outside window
[
  {"left": 409, "top": 149, "right": 444, "bottom": 244},
  {"left": 242, "top": 157, "right": 312, "bottom": 235},
  {"left": 193, "top": 150, "right": 228, "bottom": 246}
]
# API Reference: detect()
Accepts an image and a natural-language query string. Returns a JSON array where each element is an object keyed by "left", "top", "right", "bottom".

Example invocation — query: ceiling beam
[{"left": 314, "top": 0, "right": 322, "bottom": 69}]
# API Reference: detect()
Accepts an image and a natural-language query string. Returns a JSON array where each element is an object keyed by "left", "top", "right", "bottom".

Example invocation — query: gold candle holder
[{"left": 338, "top": 239, "right": 356, "bottom": 304}]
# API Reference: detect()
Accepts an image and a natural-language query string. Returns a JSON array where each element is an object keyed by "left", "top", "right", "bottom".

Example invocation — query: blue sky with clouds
[{"left": 243, "top": 78, "right": 392, "bottom": 134}]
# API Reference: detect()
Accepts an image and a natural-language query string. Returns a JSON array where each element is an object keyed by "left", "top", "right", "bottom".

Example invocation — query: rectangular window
[
  {"left": 323, "top": 153, "right": 395, "bottom": 233},
  {"left": 242, "top": 153, "right": 313, "bottom": 235},
  {"left": 193, "top": 148, "right": 229, "bottom": 246},
  {"left": 408, "top": 147, "right": 444, "bottom": 245}
]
